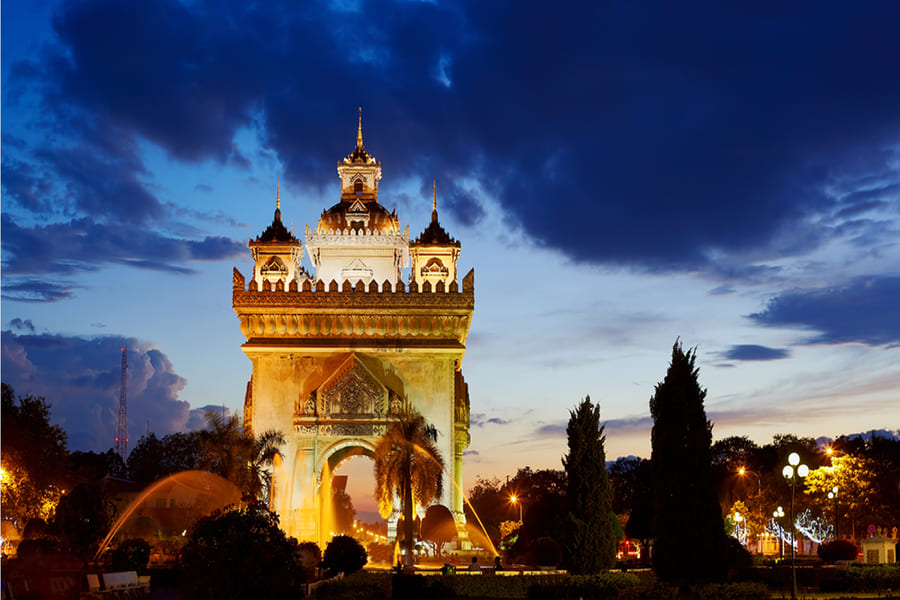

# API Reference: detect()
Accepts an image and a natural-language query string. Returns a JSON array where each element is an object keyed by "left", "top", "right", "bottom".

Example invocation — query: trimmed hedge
[
  {"left": 311, "top": 572, "right": 389, "bottom": 600},
  {"left": 526, "top": 572, "right": 641, "bottom": 600},
  {"left": 820, "top": 564, "right": 900, "bottom": 593},
  {"left": 691, "top": 582, "right": 769, "bottom": 600}
]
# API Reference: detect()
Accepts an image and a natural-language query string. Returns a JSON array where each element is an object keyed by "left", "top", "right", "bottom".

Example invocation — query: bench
[{"left": 79, "top": 571, "right": 149, "bottom": 599}]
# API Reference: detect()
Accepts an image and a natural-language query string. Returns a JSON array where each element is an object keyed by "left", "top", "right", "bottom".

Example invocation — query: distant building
[{"left": 232, "top": 112, "right": 474, "bottom": 543}]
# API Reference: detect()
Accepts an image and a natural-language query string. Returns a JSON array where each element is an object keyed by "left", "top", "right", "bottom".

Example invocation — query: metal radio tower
[{"left": 115, "top": 348, "right": 128, "bottom": 460}]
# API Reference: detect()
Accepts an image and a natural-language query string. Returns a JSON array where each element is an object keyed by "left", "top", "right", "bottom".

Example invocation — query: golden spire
[
  {"left": 276, "top": 178, "right": 281, "bottom": 210},
  {"left": 433, "top": 179, "right": 437, "bottom": 212},
  {"left": 357, "top": 106, "right": 363, "bottom": 148}
]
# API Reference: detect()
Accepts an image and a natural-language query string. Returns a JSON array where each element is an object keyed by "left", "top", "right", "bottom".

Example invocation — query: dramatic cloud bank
[{"left": 0, "top": 329, "right": 202, "bottom": 452}]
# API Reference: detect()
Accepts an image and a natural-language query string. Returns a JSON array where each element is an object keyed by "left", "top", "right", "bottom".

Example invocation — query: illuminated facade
[{"left": 232, "top": 114, "right": 473, "bottom": 542}]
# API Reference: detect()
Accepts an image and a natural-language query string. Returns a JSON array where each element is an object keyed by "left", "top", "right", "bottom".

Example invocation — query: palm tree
[
  {"left": 198, "top": 410, "right": 284, "bottom": 501},
  {"left": 374, "top": 408, "right": 445, "bottom": 569}
]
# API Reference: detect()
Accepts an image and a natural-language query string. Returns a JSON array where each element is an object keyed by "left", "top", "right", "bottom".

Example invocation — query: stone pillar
[{"left": 290, "top": 438, "right": 318, "bottom": 541}]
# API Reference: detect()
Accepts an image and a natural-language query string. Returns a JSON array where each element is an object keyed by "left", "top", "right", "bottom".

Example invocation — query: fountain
[
  {"left": 93, "top": 470, "right": 242, "bottom": 562},
  {"left": 409, "top": 442, "right": 499, "bottom": 557}
]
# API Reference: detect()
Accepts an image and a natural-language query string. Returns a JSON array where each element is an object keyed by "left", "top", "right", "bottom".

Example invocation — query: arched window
[{"left": 354, "top": 180, "right": 363, "bottom": 194}]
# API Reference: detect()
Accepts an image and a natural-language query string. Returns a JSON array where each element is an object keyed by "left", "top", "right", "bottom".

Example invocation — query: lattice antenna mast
[{"left": 115, "top": 349, "right": 128, "bottom": 460}]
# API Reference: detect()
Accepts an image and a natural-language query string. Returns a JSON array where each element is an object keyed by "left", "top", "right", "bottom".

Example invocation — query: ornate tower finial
[
  {"left": 357, "top": 107, "right": 363, "bottom": 148},
  {"left": 276, "top": 178, "right": 281, "bottom": 210},
  {"left": 433, "top": 179, "right": 437, "bottom": 212}
]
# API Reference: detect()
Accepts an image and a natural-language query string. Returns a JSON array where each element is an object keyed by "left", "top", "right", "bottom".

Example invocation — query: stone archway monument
[{"left": 232, "top": 114, "right": 473, "bottom": 543}]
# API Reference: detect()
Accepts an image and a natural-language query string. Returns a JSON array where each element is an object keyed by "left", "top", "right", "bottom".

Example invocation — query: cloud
[
  {"left": 724, "top": 345, "right": 790, "bottom": 361},
  {"left": 8, "top": 318, "right": 36, "bottom": 332},
  {"left": 1, "top": 329, "right": 193, "bottom": 452},
  {"left": 749, "top": 276, "right": 900, "bottom": 346},
  {"left": 4, "top": 0, "right": 897, "bottom": 276},
  {"left": 1, "top": 279, "right": 78, "bottom": 303},
  {"left": 1, "top": 213, "right": 244, "bottom": 278},
  {"left": 470, "top": 412, "right": 513, "bottom": 427}
]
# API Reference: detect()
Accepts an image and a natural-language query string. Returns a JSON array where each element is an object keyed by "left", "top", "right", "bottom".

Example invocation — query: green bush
[
  {"left": 451, "top": 573, "right": 532, "bottom": 597},
  {"left": 297, "top": 541, "right": 322, "bottom": 582},
  {"left": 526, "top": 572, "right": 640, "bottom": 600},
  {"left": 691, "top": 581, "right": 769, "bottom": 600},
  {"left": 111, "top": 538, "right": 151, "bottom": 572},
  {"left": 179, "top": 502, "right": 302, "bottom": 600},
  {"left": 821, "top": 564, "right": 900, "bottom": 592},
  {"left": 311, "top": 571, "right": 389, "bottom": 600},
  {"left": 817, "top": 539, "right": 858, "bottom": 564},
  {"left": 321, "top": 535, "right": 367, "bottom": 576}
]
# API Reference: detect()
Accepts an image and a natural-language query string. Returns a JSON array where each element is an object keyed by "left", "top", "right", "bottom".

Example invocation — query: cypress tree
[
  {"left": 563, "top": 396, "right": 616, "bottom": 573},
  {"left": 649, "top": 341, "right": 729, "bottom": 584}
]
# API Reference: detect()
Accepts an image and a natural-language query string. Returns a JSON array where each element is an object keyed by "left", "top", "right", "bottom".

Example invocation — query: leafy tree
[
  {"left": 52, "top": 481, "right": 115, "bottom": 560},
  {"left": 321, "top": 534, "right": 368, "bottom": 575},
  {"left": 649, "top": 341, "right": 729, "bottom": 585},
  {"left": 1, "top": 384, "right": 68, "bottom": 487},
  {"left": 297, "top": 541, "right": 322, "bottom": 583},
  {"left": 465, "top": 476, "right": 507, "bottom": 541},
  {"left": 420, "top": 504, "right": 458, "bottom": 557},
  {"left": 804, "top": 454, "right": 879, "bottom": 540},
  {"left": 507, "top": 468, "right": 568, "bottom": 561},
  {"left": 69, "top": 449, "right": 126, "bottom": 481},
  {"left": 127, "top": 431, "right": 203, "bottom": 484},
  {"left": 179, "top": 502, "right": 302, "bottom": 600},
  {"left": 1, "top": 384, "right": 68, "bottom": 529},
  {"left": 374, "top": 408, "right": 445, "bottom": 569},
  {"left": 563, "top": 396, "right": 616, "bottom": 573}
]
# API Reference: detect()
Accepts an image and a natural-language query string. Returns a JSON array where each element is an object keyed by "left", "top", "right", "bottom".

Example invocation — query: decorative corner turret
[
  {"left": 410, "top": 181, "right": 461, "bottom": 289},
  {"left": 249, "top": 181, "right": 308, "bottom": 290}
]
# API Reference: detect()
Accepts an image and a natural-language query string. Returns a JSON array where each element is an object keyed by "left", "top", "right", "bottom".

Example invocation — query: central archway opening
[{"left": 318, "top": 445, "right": 390, "bottom": 560}]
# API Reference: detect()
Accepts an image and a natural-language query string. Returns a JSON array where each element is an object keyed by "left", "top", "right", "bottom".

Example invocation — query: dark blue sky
[{"left": 2, "top": 0, "right": 898, "bottom": 474}]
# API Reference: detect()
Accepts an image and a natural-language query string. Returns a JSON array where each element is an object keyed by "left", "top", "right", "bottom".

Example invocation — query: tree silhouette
[
  {"left": 649, "top": 341, "right": 729, "bottom": 585},
  {"left": 373, "top": 408, "right": 445, "bottom": 568},
  {"left": 563, "top": 396, "right": 616, "bottom": 573}
]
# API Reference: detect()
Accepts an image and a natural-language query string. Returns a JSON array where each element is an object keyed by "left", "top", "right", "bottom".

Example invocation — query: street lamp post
[
  {"left": 827, "top": 486, "right": 839, "bottom": 540},
  {"left": 782, "top": 452, "right": 809, "bottom": 600},
  {"left": 510, "top": 495, "right": 523, "bottom": 523}
]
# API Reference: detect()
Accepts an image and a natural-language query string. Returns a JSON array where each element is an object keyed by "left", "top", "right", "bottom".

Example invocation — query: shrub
[
  {"left": 321, "top": 535, "right": 367, "bottom": 576},
  {"left": 692, "top": 581, "right": 769, "bottom": 600},
  {"left": 824, "top": 564, "right": 900, "bottom": 593},
  {"left": 818, "top": 539, "right": 858, "bottom": 564},
  {"left": 312, "top": 571, "right": 389, "bottom": 600},
  {"left": 179, "top": 502, "right": 302, "bottom": 600},
  {"left": 111, "top": 538, "right": 151, "bottom": 572},
  {"left": 451, "top": 573, "right": 532, "bottom": 598},
  {"left": 297, "top": 540, "right": 322, "bottom": 582},
  {"left": 531, "top": 537, "right": 562, "bottom": 567},
  {"left": 526, "top": 572, "right": 640, "bottom": 600}
]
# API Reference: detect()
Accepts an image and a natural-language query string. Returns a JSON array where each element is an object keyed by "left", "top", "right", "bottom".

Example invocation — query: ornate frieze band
[{"left": 236, "top": 312, "right": 471, "bottom": 340}]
